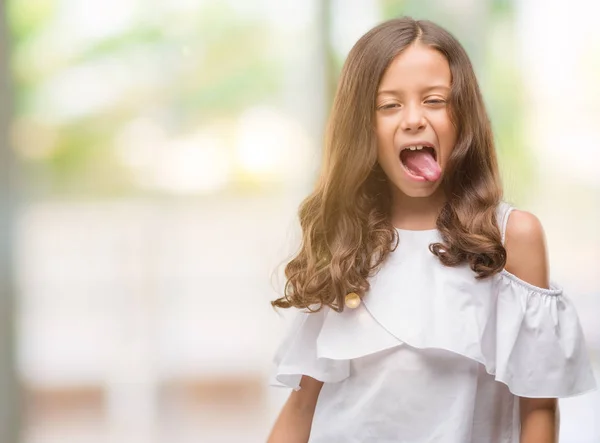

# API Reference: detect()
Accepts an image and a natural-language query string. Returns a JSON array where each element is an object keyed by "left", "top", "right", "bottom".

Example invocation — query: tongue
[{"left": 403, "top": 150, "right": 441, "bottom": 181}]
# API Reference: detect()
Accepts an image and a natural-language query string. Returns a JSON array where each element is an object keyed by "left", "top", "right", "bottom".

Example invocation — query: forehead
[{"left": 378, "top": 43, "right": 451, "bottom": 92}]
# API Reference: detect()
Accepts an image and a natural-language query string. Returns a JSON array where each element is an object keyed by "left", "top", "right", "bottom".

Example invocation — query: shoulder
[
  {"left": 504, "top": 209, "right": 550, "bottom": 288},
  {"left": 505, "top": 209, "right": 545, "bottom": 246}
]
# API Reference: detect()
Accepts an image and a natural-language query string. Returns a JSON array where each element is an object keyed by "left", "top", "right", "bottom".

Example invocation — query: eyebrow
[{"left": 377, "top": 85, "right": 451, "bottom": 96}]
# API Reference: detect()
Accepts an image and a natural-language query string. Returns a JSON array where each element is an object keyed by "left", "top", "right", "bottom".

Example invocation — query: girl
[{"left": 267, "top": 17, "right": 596, "bottom": 443}]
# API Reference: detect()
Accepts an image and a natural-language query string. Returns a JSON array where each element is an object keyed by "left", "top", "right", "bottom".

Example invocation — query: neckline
[{"left": 394, "top": 227, "right": 438, "bottom": 233}]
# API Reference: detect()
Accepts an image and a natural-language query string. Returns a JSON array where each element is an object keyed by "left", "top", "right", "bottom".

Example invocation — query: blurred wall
[{"left": 3, "top": 0, "right": 599, "bottom": 442}]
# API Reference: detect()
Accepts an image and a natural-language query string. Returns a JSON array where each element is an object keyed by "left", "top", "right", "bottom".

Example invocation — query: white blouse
[{"left": 271, "top": 203, "right": 597, "bottom": 443}]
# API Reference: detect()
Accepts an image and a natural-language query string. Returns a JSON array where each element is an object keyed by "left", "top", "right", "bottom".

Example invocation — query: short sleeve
[
  {"left": 271, "top": 307, "right": 350, "bottom": 390},
  {"left": 485, "top": 271, "right": 597, "bottom": 398}
]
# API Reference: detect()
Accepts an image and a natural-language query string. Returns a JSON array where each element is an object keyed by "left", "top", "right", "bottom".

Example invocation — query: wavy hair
[{"left": 272, "top": 17, "right": 505, "bottom": 312}]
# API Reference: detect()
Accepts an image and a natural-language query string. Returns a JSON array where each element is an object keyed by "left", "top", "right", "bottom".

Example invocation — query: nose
[{"left": 400, "top": 103, "right": 426, "bottom": 133}]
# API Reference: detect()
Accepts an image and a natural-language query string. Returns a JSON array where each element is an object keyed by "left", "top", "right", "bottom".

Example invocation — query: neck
[{"left": 389, "top": 188, "right": 446, "bottom": 230}]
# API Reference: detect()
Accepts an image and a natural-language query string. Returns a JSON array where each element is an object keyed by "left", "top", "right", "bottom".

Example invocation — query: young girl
[{"left": 267, "top": 17, "right": 596, "bottom": 443}]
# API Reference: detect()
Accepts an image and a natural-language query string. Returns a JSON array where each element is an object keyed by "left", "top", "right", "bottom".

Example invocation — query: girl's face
[{"left": 375, "top": 43, "right": 457, "bottom": 198}]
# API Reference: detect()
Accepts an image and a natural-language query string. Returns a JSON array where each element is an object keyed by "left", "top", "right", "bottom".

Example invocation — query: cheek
[
  {"left": 431, "top": 115, "right": 457, "bottom": 158},
  {"left": 375, "top": 118, "right": 396, "bottom": 152}
]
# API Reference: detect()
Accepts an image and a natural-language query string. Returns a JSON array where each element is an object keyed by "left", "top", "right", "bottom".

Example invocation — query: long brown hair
[{"left": 272, "top": 17, "right": 505, "bottom": 312}]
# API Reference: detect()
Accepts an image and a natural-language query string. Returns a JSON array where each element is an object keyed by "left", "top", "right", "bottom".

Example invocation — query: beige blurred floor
[{"left": 25, "top": 377, "right": 273, "bottom": 443}]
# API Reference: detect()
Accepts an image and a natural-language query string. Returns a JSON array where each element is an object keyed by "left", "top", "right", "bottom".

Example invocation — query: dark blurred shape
[{"left": 0, "top": 0, "right": 21, "bottom": 442}]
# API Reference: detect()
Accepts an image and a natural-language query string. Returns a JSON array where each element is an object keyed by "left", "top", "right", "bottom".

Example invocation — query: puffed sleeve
[{"left": 482, "top": 271, "right": 597, "bottom": 398}]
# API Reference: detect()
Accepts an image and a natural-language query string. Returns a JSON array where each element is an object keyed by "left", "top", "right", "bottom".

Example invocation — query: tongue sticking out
[{"left": 402, "top": 149, "right": 441, "bottom": 181}]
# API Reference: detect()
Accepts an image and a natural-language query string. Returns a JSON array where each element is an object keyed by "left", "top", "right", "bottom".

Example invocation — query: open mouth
[{"left": 399, "top": 145, "right": 441, "bottom": 182}]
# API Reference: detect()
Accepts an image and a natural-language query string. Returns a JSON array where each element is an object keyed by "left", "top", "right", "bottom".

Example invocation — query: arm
[
  {"left": 504, "top": 210, "right": 559, "bottom": 443},
  {"left": 519, "top": 397, "right": 559, "bottom": 443},
  {"left": 267, "top": 375, "right": 324, "bottom": 443}
]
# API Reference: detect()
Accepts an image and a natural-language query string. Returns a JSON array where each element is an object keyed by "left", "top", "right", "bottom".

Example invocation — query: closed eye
[
  {"left": 378, "top": 103, "right": 400, "bottom": 110},
  {"left": 425, "top": 99, "right": 446, "bottom": 105}
]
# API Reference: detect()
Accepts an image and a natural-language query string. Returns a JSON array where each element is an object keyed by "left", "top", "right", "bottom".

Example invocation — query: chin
[
  {"left": 398, "top": 187, "right": 439, "bottom": 198},
  {"left": 390, "top": 178, "right": 443, "bottom": 199}
]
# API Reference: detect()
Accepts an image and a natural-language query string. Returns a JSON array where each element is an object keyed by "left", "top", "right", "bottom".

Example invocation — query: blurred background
[{"left": 0, "top": 0, "right": 598, "bottom": 442}]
